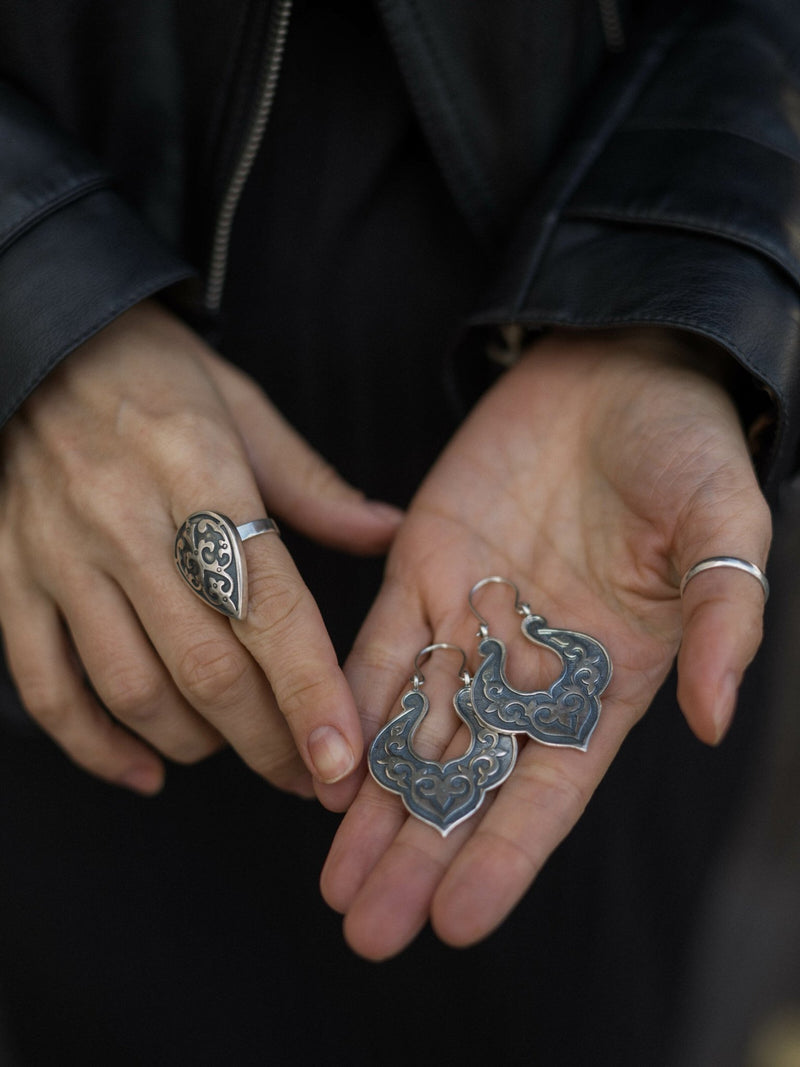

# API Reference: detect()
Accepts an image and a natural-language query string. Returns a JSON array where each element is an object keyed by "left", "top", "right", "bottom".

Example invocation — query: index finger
[{"left": 230, "top": 523, "right": 363, "bottom": 785}]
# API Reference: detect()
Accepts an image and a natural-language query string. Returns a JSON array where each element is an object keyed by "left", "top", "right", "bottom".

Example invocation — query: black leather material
[
  {"left": 373, "top": 0, "right": 616, "bottom": 243},
  {"left": 461, "top": 0, "right": 800, "bottom": 484},
  {"left": 0, "top": 82, "right": 191, "bottom": 424},
  {"left": 0, "top": 0, "right": 799, "bottom": 485}
]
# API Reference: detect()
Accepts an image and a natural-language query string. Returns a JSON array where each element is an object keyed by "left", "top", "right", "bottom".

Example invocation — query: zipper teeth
[
  {"left": 204, "top": 0, "right": 294, "bottom": 314},
  {"left": 597, "top": 0, "right": 625, "bottom": 52},
  {"left": 205, "top": 0, "right": 623, "bottom": 312}
]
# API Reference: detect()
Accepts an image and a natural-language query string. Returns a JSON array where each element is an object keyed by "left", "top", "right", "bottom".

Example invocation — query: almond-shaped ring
[
  {"left": 679, "top": 556, "right": 769, "bottom": 602},
  {"left": 174, "top": 510, "right": 280, "bottom": 619}
]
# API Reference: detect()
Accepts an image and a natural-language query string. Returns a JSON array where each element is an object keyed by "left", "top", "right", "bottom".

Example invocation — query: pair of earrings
[{"left": 368, "top": 576, "right": 613, "bottom": 835}]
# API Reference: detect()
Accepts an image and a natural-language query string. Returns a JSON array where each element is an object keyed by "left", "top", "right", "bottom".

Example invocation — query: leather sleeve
[
  {"left": 468, "top": 0, "right": 800, "bottom": 489},
  {"left": 0, "top": 83, "right": 192, "bottom": 428}
]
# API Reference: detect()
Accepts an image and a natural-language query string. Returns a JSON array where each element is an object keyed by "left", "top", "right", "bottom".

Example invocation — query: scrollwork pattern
[
  {"left": 174, "top": 511, "right": 245, "bottom": 618},
  {"left": 471, "top": 614, "right": 612, "bottom": 750},
  {"left": 369, "top": 686, "right": 517, "bottom": 836}
]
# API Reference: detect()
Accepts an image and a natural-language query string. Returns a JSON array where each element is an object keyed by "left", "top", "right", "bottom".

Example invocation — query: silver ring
[
  {"left": 174, "top": 510, "right": 280, "bottom": 619},
  {"left": 679, "top": 556, "right": 769, "bottom": 602}
]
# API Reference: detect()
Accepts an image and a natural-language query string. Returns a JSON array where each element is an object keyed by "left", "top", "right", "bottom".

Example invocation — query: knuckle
[
  {"left": 177, "top": 638, "right": 248, "bottom": 707},
  {"left": 99, "top": 667, "right": 164, "bottom": 722},
  {"left": 60, "top": 474, "right": 148, "bottom": 567},
  {"left": 348, "top": 639, "right": 406, "bottom": 680},
  {"left": 245, "top": 575, "right": 305, "bottom": 635},
  {"left": 152, "top": 411, "right": 213, "bottom": 468},
  {"left": 21, "top": 680, "right": 70, "bottom": 732},
  {"left": 22, "top": 692, "right": 129, "bottom": 788},
  {"left": 60, "top": 456, "right": 106, "bottom": 516},
  {"left": 276, "top": 668, "right": 333, "bottom": 725},
  {"left": 166, "top": 733, "right": 224, "bottom": 766},
  {"left": 155, "top": 408, "right": 223, "bottom": 446},
  {"left": 150, "top": 410, "right": 244, "bottom": 485}
]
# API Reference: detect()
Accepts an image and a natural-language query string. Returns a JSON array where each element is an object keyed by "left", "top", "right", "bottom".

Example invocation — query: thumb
[{"left": 200, "top": 350, "right": 404, "bottom": 553}]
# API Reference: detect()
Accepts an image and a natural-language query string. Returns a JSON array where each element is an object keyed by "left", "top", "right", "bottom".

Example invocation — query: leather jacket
[{"left": 1, "top": 0, "right": 799, "bottom": 488}]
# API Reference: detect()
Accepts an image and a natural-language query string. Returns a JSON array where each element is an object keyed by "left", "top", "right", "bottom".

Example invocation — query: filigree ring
[{"left": 174, "top": 510, "right": 280, "bottom": 619}]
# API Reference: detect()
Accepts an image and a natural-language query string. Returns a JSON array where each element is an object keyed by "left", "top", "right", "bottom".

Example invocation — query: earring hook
[
  {"left": 468, "top": 576, "right": 531, "bottom": 636},
  {"left": 412, "top": 642, "right": 470, "bottom": 689}
]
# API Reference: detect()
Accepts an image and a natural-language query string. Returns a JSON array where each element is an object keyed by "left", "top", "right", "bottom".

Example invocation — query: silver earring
[
  {"left": 368, "top": 643, "right": 518, "bottom": 836},
  {"left": 468, "top": 576, "right": 612, "bottom": 751}
]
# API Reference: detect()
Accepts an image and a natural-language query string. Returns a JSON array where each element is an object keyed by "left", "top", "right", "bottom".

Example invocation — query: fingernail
[
  {"left": 120, "top": 765, "right": 164, "bottom": 795},
  {"left": 712, "top": 672, "right": 739, "bottom": 744},
  {"left": 308, "top": 726, "right": 356, "bottom": 783}
]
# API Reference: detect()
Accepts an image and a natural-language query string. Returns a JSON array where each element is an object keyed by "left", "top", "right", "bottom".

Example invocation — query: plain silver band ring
[
  {"left": 237, "top": 518, "right": 280, "bottom": 541},
  {"left": 679, "top": 556, "right": 769, "bottom": 602}
]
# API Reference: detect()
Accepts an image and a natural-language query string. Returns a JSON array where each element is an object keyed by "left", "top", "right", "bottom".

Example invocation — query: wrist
[{"left": 525, "top": 325, "right": 773, "bottom": 465}]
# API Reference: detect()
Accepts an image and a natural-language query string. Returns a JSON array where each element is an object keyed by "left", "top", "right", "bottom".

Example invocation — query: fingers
[
  {"left": 129, "top": 426, "right": 368, "bottom": 790},
  {"left": 1, "top": 587, "right": 165, "bottom": 795},
  {"left": 198, "top": 349, "right": 403, "bottom": 554},
  {"left": 123, "top": 480, "right": 363, "bottom": 790},
  {"left": 319, "top": 571, "right": 433, "bottom": 814},
  {"left": 428, "top": 729, "right": 622, "bottom": 947},
  {"left": 320, "top": 567, "right": 510, "bottom": 955},
  {"left": 64, "top": 570, "right": 224, "bottom": 764},
  {"left": 0, "top": 302, "right": 383, "bottom": 799},
  {"left": 109, "top": 534, "right": 317, "bottom": 793},
  {"left": 341, "top": 807, "right": 475, "bottom": 959},
  {"left": 320, "top": 575, "right": 444, "bottom": 896},
  {"left": 320, "top": 523, "right": 655, "bottom": 958},
  {"left": 231, "top": 530, "right": 364, "bottom": 786},
  {"left": 324, "top": 685, "right": 633, "bottom": 959},
  {"left": 326, "top": 701, "right": 496, "bottom": 956}
]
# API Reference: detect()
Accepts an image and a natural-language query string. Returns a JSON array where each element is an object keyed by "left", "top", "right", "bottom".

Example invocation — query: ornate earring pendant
[
  {"left": 468, "top": 576, "right": 612, "bottom": 751},
  {"left": 368, "top": 643, "right": 518, "bottom": 836}
]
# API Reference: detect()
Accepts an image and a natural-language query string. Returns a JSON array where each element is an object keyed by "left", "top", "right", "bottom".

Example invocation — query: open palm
[{"left": 321, "top": 328, "right": 771, "bottom": 959}]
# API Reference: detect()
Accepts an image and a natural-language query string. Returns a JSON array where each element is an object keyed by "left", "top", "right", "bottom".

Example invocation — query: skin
[
  {"left": 0, "top": 300, "right": 402, "bottom": 797},
  {"left": 320, "top": 327, "right": 771, "bottom": 958},
  {"left": 0, "top": 307, "right": 771, "bottom": 959}
]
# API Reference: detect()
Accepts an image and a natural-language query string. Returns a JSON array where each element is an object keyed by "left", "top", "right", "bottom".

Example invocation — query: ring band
[
  {"left": 679, "top": 556, "right": 769, "bottom": 602},
  {"left": 236, "top": 518, "right": 280, "bottom": 542},
  {"left": 174, "top": 510, "right": 280, "bottom": 619}
]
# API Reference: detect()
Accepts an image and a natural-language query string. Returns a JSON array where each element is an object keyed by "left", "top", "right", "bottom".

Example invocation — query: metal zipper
[
  {"left": 597, "top": 0, "right": 625, "bottom": 52},
  {"left": 204, "top": 0, "right": 294, "bottom": 314}
]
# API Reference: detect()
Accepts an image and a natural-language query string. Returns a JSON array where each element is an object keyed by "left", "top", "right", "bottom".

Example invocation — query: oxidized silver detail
[
  {"left": 174, "top": 510, "right": 278, "bottom": 619},
  {"left": 471, "top": 614, "right": 612, "bottom": 751},
  {"left": 369, "top": 685, "right": 517, "bottom": 836}
]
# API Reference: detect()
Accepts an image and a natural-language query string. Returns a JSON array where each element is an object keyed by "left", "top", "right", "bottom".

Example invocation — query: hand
[
  {"left": 0, "top": 300, "right": 401, "bottom": 797},
  {"left": 321, "top": 328, "right": 771, "bottom": 958}
]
